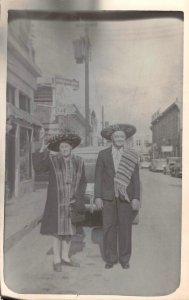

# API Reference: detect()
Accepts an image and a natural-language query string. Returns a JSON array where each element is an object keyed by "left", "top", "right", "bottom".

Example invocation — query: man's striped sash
[{"left": 114, "top": 150, "right": 138, "bottom": 202}]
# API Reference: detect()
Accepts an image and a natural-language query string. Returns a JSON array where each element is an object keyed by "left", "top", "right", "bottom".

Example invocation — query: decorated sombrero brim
[
  {"left": 101, "top": 123, "right": 136, "bottom": 140},
  {"left": 47, "top": 132, "right": 81, "bottom": 152}
]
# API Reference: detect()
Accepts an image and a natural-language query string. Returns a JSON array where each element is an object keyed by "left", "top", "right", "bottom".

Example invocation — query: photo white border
[{"left": 0, "top": 0, "right": 189, "bottom": 299}]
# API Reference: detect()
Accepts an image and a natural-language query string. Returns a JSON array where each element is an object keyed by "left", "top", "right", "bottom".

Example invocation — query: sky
[{"left": 30, "top": 16, "right": 183, "bottom": 138}]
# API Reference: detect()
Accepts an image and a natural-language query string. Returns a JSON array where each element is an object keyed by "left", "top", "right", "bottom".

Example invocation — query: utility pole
[
  {"left": 102, "top": 104, "right": 104, "bottom": 146},
  {"left": 73, "top": 26, "right": 90, "bottom": 146},
  {"left": 84, "top": 27, "right": 90, "bottom": 146}
]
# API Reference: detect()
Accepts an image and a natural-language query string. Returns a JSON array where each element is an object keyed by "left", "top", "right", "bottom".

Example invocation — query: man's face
[
  {"left": 59, "top": 142, "right": 72, "bottom": 157},
  {"left": 112, "top": 131, "right": 126, "bottom": 148}
]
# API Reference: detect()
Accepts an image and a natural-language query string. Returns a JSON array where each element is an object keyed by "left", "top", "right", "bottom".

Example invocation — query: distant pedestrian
[
  {"left": 94, "top": 124, "right": 140, "bottom": 269},
  {"left": 32, "top": 130, "right": 86, "bottom": 272}
]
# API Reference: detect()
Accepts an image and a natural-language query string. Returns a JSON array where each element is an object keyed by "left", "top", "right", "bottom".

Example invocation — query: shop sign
[{"left": 161, "top": 146, "right": 173, "bottom": 152}]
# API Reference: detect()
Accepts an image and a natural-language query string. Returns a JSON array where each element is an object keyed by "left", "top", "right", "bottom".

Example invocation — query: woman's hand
[
  {"left": 95, "top": 198, "right": 103, "bottom": 210},
  {"left": 39, "top": 139, "right": 49, "bottom": 153}
]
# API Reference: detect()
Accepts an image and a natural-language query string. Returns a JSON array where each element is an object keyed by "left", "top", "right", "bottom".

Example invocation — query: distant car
[
  {"left": 170, "top": 158, "right": 182, "bottom": 177},
  {"left": 163, "top": 157, "right": 181, "bottom": 175},
  {"left": 140, "top": 161, "right": 151, "bottom": 169},
  {"left": 149, "top": 158, "right": 167, "bottom": 172}
]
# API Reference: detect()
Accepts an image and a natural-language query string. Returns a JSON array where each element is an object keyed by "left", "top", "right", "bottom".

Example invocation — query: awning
[{"left": 7, "top": 103, "right": 42, "bottom": 127}]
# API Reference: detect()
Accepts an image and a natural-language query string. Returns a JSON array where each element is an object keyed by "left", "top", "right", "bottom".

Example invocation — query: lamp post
[
  {"left": 101, "top": 105, "right": 104, "bottom": 146},
  {"left": 73, "top": 29, "right": 90, "bottom": 146}
]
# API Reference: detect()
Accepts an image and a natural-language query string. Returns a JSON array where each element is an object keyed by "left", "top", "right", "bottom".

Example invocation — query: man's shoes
[
  {"left": 53, "top": 262, "right": 62, "bottom": 272},
  {"left": 121, "top": 263, "right": 130, "bottom": 269},
  {"left": 105, "top": 263, "right": 114, "bottom": 269}
]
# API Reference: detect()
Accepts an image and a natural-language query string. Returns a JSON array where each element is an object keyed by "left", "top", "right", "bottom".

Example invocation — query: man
[{"left": 94, "top": 123, "right": 140, "bottom": 269}]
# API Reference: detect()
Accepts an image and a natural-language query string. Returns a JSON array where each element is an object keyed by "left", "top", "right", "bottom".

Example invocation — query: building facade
[
  {"left": 6, "top": 19, "right": 41, "bottom": 199},
  {"left": 151, "top": 101, "right": 182, "bottom": 158},
  {"left": 132, "top": 134, "right": 152, "bottom": 160},
  {"left": 34, "top": 78, "right": 93, "bottom": 146}
]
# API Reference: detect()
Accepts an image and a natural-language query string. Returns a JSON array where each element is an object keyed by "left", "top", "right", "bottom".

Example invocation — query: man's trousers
[{"left": 102, "top": 197, "right": 136, "bottom": 265}]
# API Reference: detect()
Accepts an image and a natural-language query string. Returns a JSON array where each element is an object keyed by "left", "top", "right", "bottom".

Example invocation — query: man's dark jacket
[{"left": 94, "top": 147, "right": 140, "bottom": 201}]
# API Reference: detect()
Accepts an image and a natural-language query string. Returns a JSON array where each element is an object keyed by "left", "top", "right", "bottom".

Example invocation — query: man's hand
[
  {"left": 95, "top": 198, "right": 103, "bottom": 210},
  {"left": 131, "top": 199, "right": 140, "bottom": 211}
]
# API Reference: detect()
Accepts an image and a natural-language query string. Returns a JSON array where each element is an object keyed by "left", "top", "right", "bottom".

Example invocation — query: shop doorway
[{"left": 6, "top": 126, "right": 16, "bottom": 199}]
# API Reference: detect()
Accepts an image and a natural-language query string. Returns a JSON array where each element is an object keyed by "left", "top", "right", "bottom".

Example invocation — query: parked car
[
  {"left": 163, "top": 157, "right": 181, "bottom": 175},
  {"left": 170, "top": 158, "right": 182, "bottom": 177},
  {"left": 149, "top": 158, "right": 167, "bottom": 172},
  {"left": 34, "top": 146, "right": 140, "bottom": 225},
  {"left": 73, "top": 146, "right": 107, "bottom": 213},
  {"left": 73, "top": 146, "right": 140, "bottom": 225}
]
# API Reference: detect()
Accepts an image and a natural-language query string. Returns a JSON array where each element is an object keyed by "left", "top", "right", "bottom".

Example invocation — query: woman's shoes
[
  {"left": 53, "top": 262, "right": 62, "bottom": 272},
  {"left": 61, "top": 259, "right": 80, "bottom": 268},
  {"left": 53, "top": 259, "right": 80, "bottom": 271}
]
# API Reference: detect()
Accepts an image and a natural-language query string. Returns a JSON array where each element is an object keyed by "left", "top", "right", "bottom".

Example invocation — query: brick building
[{"left": 151, "top": 101, "right": 182, "bottom": 158}]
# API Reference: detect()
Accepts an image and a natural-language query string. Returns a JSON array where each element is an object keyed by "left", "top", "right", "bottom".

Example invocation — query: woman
[{"left": 32, "top": 131, "right": 86, "bottom": 272}]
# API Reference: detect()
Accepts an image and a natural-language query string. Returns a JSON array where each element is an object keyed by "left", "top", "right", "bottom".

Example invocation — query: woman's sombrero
[
  {"left": 101, "top": 123, "right": 136, "bottom": 140},
  {"left": 47, "top": 131, "right": 81, "bottom": 152}
]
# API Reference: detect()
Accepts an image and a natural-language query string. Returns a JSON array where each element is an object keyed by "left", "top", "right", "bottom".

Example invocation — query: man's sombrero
[
  {"left": 101, "top": 123, "right": 136, "bottom": 140},
  {"left": 47, "top": 131, "right": 81, "bottom": 152}
]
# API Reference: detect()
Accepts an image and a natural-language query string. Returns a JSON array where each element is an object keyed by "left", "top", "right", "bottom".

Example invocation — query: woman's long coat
[{"left": 32, "top": 150, "right": 86, "bottom": 235}]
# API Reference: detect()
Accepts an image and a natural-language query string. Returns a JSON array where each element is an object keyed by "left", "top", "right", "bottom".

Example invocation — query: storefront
[
  {"left": 6, "top": 103, "right": 42, "bottom": 199},
  {"left": 6, "top": 18, "right": 42, "bottom": 199}
]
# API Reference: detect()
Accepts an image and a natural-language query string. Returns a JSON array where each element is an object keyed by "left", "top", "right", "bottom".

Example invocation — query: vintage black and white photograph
[{"left": 2, "top": 3, "right": 184, "bottom": 298}]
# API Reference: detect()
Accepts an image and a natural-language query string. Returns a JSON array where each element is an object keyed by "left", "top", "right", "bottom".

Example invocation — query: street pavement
[{"left": 3, "top": 170, "right": 182, "bottom": 296}]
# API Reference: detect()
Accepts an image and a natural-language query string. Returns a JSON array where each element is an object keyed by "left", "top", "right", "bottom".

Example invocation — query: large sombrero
[
  {"left": 101, "top": 123, "right": 136, "bottom": 140},
  {"left": 47, "top": 131, "right": 81, "bottom": 152}
]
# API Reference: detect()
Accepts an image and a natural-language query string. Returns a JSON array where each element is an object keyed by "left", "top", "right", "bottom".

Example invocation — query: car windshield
[{"left": 73, "top": 146, "right": 108, "bottom": 183}]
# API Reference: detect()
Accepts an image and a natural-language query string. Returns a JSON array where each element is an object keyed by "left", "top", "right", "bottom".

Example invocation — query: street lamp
[
  {"left": 73, "top": 32, "right": 90, "bottom": 146},
  {"left": 73, "top": 38, "right": 85, "bottom": 64}
]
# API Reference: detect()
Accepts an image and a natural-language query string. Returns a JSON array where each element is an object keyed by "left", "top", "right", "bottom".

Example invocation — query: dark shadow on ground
[
  {"left": 91, "top": 226, "right": 104, "bottom": 260},
  {"left": 46, "top": 212, "right": 103, "bottom": 258}
]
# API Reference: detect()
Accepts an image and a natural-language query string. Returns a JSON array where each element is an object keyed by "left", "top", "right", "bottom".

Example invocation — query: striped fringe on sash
[{"left": 114, "top": 150, "right": 138, "bottom": 202}]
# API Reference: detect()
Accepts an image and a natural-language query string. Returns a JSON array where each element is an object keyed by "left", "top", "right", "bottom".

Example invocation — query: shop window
[
  {"left": 6, "top": 84, "right": 15, "bottom": 105},
  {"left": 19, "top": 92, "right": 30, "bottom": 113},
  {"left": 20, "top": 127, "right": 32, "bottom": 181}
]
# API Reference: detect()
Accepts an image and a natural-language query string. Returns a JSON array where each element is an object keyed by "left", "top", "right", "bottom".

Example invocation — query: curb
[{"left": 4, "top": 215, "right": 43, "bottom": 253}]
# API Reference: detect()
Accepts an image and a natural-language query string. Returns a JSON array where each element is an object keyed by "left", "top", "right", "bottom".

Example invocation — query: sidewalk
[{"left": 4, "top": 189, "right": 47, "bottom": 252}]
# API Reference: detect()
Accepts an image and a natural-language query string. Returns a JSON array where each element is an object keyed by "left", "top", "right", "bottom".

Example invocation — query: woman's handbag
[
  {"left": 70, "top": 208, "right": 85, "bottom": 224},
  {"left": 69, "top": 197, "right": 86, "bottom": 224}
]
